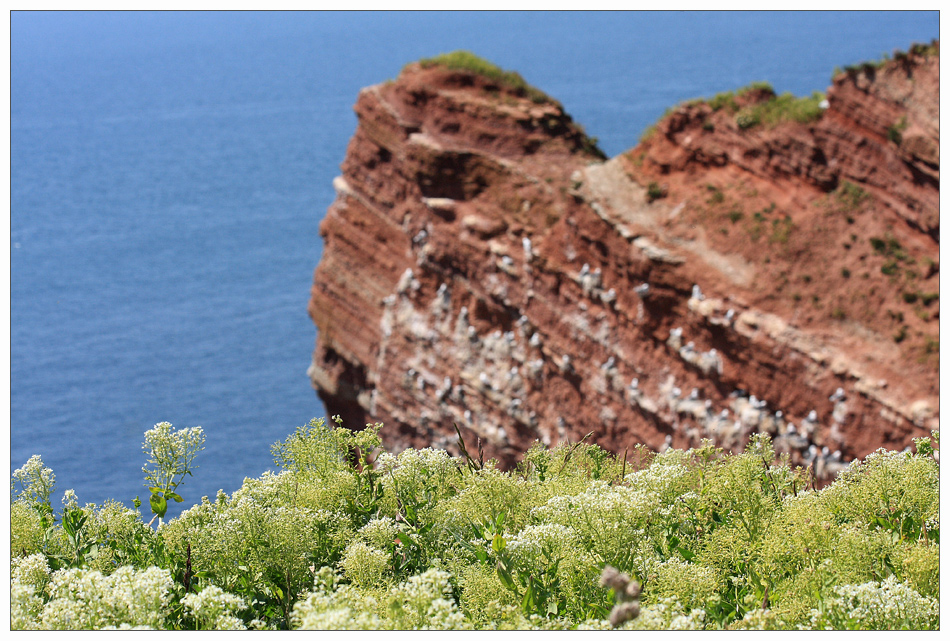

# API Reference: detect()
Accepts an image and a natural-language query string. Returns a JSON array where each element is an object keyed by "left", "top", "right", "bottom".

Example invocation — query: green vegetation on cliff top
[
  {"left": 638, "top": 41, "right": 938, "bottom": 143},
  {"left": 413, "top": 50, "right": 556, "bottom": 105}
]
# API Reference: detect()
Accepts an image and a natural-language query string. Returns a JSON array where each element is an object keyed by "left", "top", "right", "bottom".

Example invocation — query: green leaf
[
  {"left": 492, "top": 533, "right": 506, "bottom": 554},
  {"left": 496, "top": 561, "right": 517, "bottom": 592},
  {"left": 149, "top": 493, "right": 168, "bottom": 518},
  {"left": 521, "top": 585, "right": 536, "bottom": 614},
  {"left": 166, "top": 492, "right": 184, "bottom": 503}
]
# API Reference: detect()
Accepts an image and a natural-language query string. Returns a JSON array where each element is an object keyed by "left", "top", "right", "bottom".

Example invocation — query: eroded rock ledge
[{"left": 308, "top": 49, "right": 938, "bottom": 477}]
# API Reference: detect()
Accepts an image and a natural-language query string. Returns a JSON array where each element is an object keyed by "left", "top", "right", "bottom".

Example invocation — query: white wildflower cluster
[
  {"left": 625, "top": 460, "right": 689, "bottom": 496},
  {"left": 11, "top": 582, "right": 45, "bottom": 630},
  {"left": 382, "top": 448, "right": 460, "bottom": 511},
  {"left": 61, "top": 488, "right": 79, "bottom": 510},
  {"left": 373, "top": 451, "right": 398, "bottom": 471},
  {"left": 11, "top": 454, "right": 56, "bottom": 508},
  {"left": 652, "top": 557, "right": 721, "bottom": 611},
  {"left": 576, "top": 618, "right": 615, "bottom": 630},
  {"left": 229, "top": 469, "right": 293, "bottom": 503},
  {"left": 532, "top": 480, "right": 657, "bottom": 544},
  {"left": 359, "top": 516, "right": 400, "bottom": 549},
  {"left": 296, "top": 568, "right": 468, "bottom": 631},
  {"left": 11, "top": 554, "right": 52, "bottom": 630},
  {"left": 834, "top": 447, "right": 907, "bottom": 484},
  {"left": 631, "top": 596, "right": 707, "bottom": 630},
  {"left": 142, "top": 422, "right": 206, "bottom": 489},
  {"left": 181, "top": 584, "right": 247, "bottom": 630},
  {"left": 730, "top": 607, "right": 783, "bottom": 630},
  {"left": 528, "top": 488, "right": 654, "bottom": 596},
  {"left": 35, "top": 565, "right": 173, "bottom": 630},
  {"left": 379, "top": 447, "right": 457, "bottom": 479},
  {"left": 312, "top": 565, "right": 340, "bottom": 592},
  {"left": 806, "top": 575, "right": 939, "bottom": 630},
  {"left": 390, "top": 568, "right": 466, "bottom": 629},
  {"left": 292, "top": 584, "right": 382, "bottom": 630},
  {"left": 11, "top": 553, "right": 51, "bottom": 591},
  {"left": 341, "top": 541, "right": 390, "bottom": 588},
  {"left": 505, "top": 523, "right": 577, "bottom": 567},
  {"left": 423, "top": 597, "right": 470, "bottom": 630},
  {"left": 173, "top": 481, "right": 351, "bottom": 602}
]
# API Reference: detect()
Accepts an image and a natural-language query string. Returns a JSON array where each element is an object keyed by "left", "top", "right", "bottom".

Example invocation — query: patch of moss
[
  {"left": 887, "top": 116, "right": 909, "bottom": 145},
  {"left": 769, "top": 216, "right": 794, "bottom": 244},
  {"left": 737, "top": 91, "right": 825, "bottom": 130},
  {"left": 836, "top": 181, "right": 871, "bottom": 211},
  {"left": 646, "top": 181, "right": 667, "bottom": 203},
  {"left": 415, "top": 50, "right": 554, "bottom": 105},
  {"left": 838, "top": 40, "right": 939, "bottom": 80}
]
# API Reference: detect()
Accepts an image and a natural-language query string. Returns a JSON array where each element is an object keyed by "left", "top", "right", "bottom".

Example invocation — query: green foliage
[
  {"left": 769, "top": 216, "right": 794, "bottom": 244},
  {"left": 839, "top": 40, "right": 939, "bottom": 80},
  {"left": 271, "top": 416, "right": 348, "bottom": 477},
  {"left": 736, "top": 108, "right": 760, "bottom": 129},
  {"left": 141, "top": 422, "right": 205, "bottom": 522},
  {"left": 646, "top": 181, "right": 667, "bottom": 202},
  {"left": 887, "top": 116, "right": 908, "bottom": 145},
  {"left": 908, "top": 40, "right": 939, "bottom": 57},
  {"left": 806, "top": 575, "right": 938, "bottom": 630},
  {"left": 706, "top": 82, "right": 773, "bottom": 113},
  {"left": 696, "top": 81, "right": 824, "bottom": 131},
  {"left": 736, "top": 91, "right": 825, "bottom": 130},
  {"left": 919, "top": 290, "right": 939, "bottom": 306},
  {"left": 708, "top": 91, "right": 740, "bottom": 113},
  {"left": 836, "top": 181, "right": 871, "bottom": 210},
  {"left": 415, "top": 50, "right": 554, "bottom": 105},
  {"left": 10, "top": 423, "right": 941, "bottom": 630},
  {"left": 11, "top": 455, "right": 56, "bottom": 527},
  {"left": 706, "top": 186, "right": 725, "bottom": 204}
]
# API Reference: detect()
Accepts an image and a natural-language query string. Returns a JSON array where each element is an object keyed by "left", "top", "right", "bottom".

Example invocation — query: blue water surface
[{"left": 10, "top": 10, "right": 938, "bottom": 517}]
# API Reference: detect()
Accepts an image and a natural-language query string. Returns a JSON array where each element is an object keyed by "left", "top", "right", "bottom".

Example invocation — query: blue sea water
[{"left": 10, "top": 10, "right": 938, "bottom": 517}]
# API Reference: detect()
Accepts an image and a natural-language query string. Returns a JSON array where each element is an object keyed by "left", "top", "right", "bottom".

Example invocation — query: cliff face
[{"left": 308, "top": 48, "right": 938, "bottom": 476}]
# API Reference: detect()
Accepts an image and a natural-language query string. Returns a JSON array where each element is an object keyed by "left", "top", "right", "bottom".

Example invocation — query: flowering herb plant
[{"left": 10, "top": 421, "right": 939, "bottom": 630}]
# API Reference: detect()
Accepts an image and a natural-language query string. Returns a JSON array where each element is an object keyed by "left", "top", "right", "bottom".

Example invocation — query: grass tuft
[{"left": 415, "top": 51, "right": 554, "bottom": 105}]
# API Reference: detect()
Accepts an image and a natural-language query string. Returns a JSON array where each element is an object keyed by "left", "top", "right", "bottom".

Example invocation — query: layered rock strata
[{"left": 308, "top": 48, "right": 938, "bottom": 477}]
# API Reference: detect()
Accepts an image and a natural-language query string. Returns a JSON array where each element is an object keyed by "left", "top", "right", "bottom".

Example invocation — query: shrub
[
  {"left": 735, "top": 108, "right": 760, "bottom": 129},
  {"left": 837, "top": 182, "right": 870, "bottom": 210},
  {"left": 725, "top": 88, "right": 824, "bottom": 131},
  {"left": 646, "top": 182, "right": 667, "bottom": 202},
  {"left": 887, "top": 116, "right": 908, "bottom": 145}
]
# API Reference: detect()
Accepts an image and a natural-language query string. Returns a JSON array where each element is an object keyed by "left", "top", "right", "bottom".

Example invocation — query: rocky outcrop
[{"left": 308, "top": 47, "right": 938, "bottom": 478}]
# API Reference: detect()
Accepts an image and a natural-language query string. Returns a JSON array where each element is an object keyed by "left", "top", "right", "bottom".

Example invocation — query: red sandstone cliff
[{"left": 308, "top": 46, "right": 938, "bottom": 476}]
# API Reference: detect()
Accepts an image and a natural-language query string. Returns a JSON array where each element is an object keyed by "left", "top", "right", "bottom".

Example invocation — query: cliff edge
[{"left": 308, "top": 47, "right": 938, "bottom": 476}]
